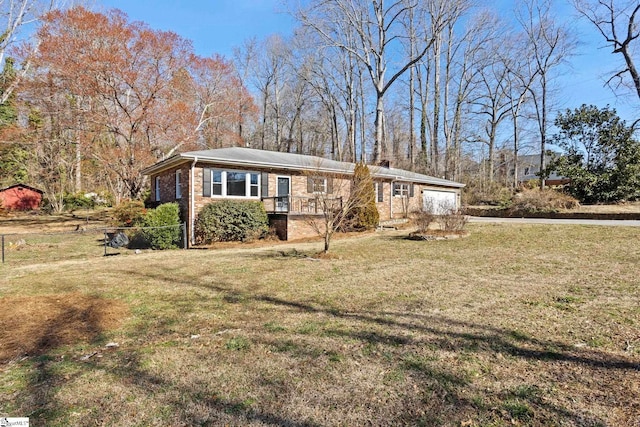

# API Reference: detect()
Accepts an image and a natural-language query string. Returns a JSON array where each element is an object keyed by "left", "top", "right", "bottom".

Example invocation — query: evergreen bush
[
  {"left": 63, "top": 192, "right": 95, "bottom": 211},
  {"left": 140, "top": 202, "right": 182, "bottom": 249},
  {"left": 195, "top": 200, "right": 269, "bottom": 243}
]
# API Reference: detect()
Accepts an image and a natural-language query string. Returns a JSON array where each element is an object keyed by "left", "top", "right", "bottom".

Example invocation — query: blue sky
[
  {"left": 96, "top": 0, "right": 295, "bottom": 58},
  {"left": 98, "top": 0, "right": 636, "bottom": 123}
]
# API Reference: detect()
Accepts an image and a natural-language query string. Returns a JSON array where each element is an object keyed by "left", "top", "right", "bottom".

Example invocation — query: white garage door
[{"left": 422, "top": 190, "right": 457, "bottom": 214}]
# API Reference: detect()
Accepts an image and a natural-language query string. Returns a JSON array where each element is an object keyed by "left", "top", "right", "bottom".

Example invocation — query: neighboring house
[
  {"left": 141, "top": 147, "right": 464, "bottom": 244},
  {"left": 0, "top": 184, "right": 43, "bottom": 211},
  {"left": 515, "top": 154, "right": 569, "bottom": 186}
]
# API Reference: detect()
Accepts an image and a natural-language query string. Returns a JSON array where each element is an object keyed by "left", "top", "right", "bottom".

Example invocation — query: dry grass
[
  {"left": 0, "top": 209, "right": 112, "bottom": 234},
  {"left": 510, "top": 188, "right": 580, "bottom": 213},
  {"left": 565, "top": 201, "right": 640, "bottom": 214},
  {"left": 0, "top": 223, "right": 639, "bottom": 426}
]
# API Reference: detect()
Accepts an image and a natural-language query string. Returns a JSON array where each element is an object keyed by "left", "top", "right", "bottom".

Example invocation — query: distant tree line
[{"left": 0, "top": 0, "right": 638, "bottom": 210}]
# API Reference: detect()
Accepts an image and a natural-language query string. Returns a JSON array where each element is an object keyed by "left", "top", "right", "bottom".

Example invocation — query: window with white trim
[
  {"left": 393, "top": 182, "right": 410, "bottom": 197},
  {"left": 175, "top": 170, "right": 182, "bottom": 199},
  {"left": 308, "top": 176, "right": 328, "bottom": 193},
  {"left": 212, "top": 170, "right": 222, "bottom": 195},
  {"left": 203, "top": 169, "right": 260, "bottom": 198},
  {"left": 250, "top": 173, "right": 259, "bottom": 197},
  {"left": 375, "top": 182, "right": 384, "bottom": 202},
  {"left": 155, "top": 176, "right": 161, "bottom": 201}
]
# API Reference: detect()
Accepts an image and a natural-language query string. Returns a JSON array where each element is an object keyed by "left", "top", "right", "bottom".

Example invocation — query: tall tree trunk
[
  {"left": 373, "top": 92, "right": 384, "bottom": 163},
  {"left": 261, "top": 92, "right": 268, "bottom": 150},
  {"left": 540, "top": 73, "right": 547, "bottom": 189},
  {"left": 409, "top": 64, "right": 415, "bottom": 170},
  {"left": 431, "top": 34, "right": 442, "bottom": 175},
  {"left": 75, "top": 136, "right": 81, "bottom": 192},
  {"left": 358, "top": 71, "right": 367, "bottom": 162}
]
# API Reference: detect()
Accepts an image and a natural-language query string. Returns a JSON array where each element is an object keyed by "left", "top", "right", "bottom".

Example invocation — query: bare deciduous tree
[
  {"left": 516, "top": 0, "right": 575, "bottom": 188},
  {"left": 304, "top": 162, "right": 376, "bottom": 253},
  {"left": 0, "top": 0, "right": 63, "bottom": 104},
  {"left": 573, "top": 0, "right": 640, "bottom": 104},
  {"left": 297, "top": 0, "right": 448, "bottom": 163}
]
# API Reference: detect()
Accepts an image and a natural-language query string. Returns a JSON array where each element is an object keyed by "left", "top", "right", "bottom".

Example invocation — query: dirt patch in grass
[{"left": 0, "top": 293, "right": 129, "bottom": 363}]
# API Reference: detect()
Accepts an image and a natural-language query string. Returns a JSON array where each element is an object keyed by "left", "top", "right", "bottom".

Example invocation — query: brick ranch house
[
  {"left": 0, "top": 184, "right": 43, "bottom": 211},
  {"left": 142, "top": 147, "right": 464, "bottom": 245}
]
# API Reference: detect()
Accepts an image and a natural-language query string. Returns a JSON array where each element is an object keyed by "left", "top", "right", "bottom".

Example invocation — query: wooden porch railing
[{"left": 262, "top": 196, "right": 342, "bottom": 215}]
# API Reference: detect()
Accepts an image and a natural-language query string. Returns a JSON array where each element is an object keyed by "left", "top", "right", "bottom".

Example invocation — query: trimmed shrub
[
  {"left": 112, "top": 200, "right": 146, "bottom": 227},
  {"left": 509, "top": 188, "right": 579, "bottom": 214},
  {"left": 140, "top": 202, "right": 182, "bottom": 249},
  {"left": 195, "top": 200, "right": 269, "bottom": 243}
]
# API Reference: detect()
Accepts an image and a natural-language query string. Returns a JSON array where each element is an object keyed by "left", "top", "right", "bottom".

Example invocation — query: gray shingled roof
[{"left": 142, "top": 147, "right": 464, "bottom": 188}]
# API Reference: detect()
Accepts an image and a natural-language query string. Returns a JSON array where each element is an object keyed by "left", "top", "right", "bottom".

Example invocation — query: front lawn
[{"left": 1, "top": 224, "right": 638, "bottom": 425}]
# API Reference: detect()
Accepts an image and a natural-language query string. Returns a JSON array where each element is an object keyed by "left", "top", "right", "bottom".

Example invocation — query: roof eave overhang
[
  {"left": 141, "top": 153, "right": 354, "bottom": 176},
  {"left": 142, "top": 153, "right": 465, "bottom": 188}
]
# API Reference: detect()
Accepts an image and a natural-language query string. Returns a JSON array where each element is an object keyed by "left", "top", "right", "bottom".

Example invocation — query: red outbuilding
[{"left": 0, "top": 184, "right": 43, "bottom": 211}]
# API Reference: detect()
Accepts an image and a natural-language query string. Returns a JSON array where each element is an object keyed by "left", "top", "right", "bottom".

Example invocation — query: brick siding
[{"left": 151, "top": 164, "right": 461, "bottom": 243}]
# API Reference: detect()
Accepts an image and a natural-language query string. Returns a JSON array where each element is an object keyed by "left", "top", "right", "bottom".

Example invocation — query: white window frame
[
  {"left": 155, "top": 176, "right": 161, "bottom": 201},
  {"left": 249, "top": 172, "right": 259, "bottom": 197},
  {"left": 311, "top": 177, "right": 327, "bottom": 193},
  {"left": 393, "top": 182, "right": 410, "bottom": 197},
  {"left": 276, "top": 175, "right": 291, "bottom": 196},
  {"left": 375, "top": 182, "right": 384, "bottom": 203},
  {"left": 175, "top": 170, "right": 182, "bottom": 199},
  {"left": 208, "top": 169, "right": 261, "bottom": 199},
  {"left": 212, "top": 170, "right": 223, "bottom": 196}
]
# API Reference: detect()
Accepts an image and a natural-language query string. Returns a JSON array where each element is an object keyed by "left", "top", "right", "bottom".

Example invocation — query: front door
[{"left": 276, "top": 177, "right": 290, "bottom": 212}]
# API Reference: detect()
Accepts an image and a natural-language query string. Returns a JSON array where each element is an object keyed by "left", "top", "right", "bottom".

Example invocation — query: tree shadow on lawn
[
  {"left": 188, "top": 278, "right": 637, "bottom": 425},
  {"left": 14, "top": 345, "right": 323, "bottom": 426},
  {"left": 122, "top": 268, "right": 639, "bottom": 424},
  {"left": 23, "top": 268, "right": 634, "bottom": 425},
  {"left": 4, "top": 292, "right": 321, "bottom": 426},
  {"left": 0, "top": 210, "right": 110, "bottom": 232}
]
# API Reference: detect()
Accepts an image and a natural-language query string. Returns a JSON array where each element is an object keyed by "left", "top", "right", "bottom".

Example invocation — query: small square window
[
  {"left": 311, "top": 177, "right": 327, "bottom": 193},
  {"left": 393, "top": 183, "right": 409, "bottom": 197}
]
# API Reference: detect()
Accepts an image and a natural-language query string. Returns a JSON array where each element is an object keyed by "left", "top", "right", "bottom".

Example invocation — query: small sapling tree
[{"left": 306, "top": 162, "right": 379, "bottom": 253}]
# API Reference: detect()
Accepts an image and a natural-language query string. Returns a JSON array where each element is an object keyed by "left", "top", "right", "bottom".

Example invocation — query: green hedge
[
  {"left": 140, "top": 202, "right": 182, "bottom": 249},
  {"left": 195, "top": 200, "right": 268, "bottom": 243},
  {"left": 63, "top": 192, "right": 95, "bottom": 210}
]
